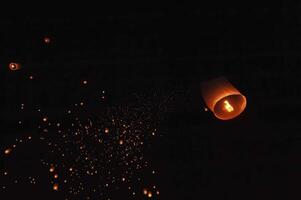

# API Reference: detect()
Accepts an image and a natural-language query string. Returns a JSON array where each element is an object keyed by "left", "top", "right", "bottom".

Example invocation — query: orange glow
[
  {"left": 223, "top": 100, "right": 234, "bottom": 112},
  {"left": 4, "top": 149, "right": 11, "bottom": 155},
  {"left": 143, "top": 189, "right": 148, "bottom": 195},
  {"left": 201, "top": 77, "right": 247, "bottom": 120},
  {"left": 44, "top": 37, "right": 51, "bottom": 44},
  {"left": 147, "top": 191, "right": 153, "bottom": 198},
  {"left": 104, "top": 128, "right": 109, "bottom": 134},
  {"left": 9, "top": 63, "right": 21, "bottom": 71},
  {"left": 53, "top": 183, "right": 59, "bottom": 191},
  {"left": 54, "top": 174, "right": 58, "bottom": 179}
]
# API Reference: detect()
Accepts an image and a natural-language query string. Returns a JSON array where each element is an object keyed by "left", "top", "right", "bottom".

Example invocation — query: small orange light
[
  {"left": 4, "top": 149, "right": 11, "bottom": 155},
  {"left": 54, "top": 174, "right": 58, "bottom": 179},
  {"left": 104, "top": 128, "right": 109, "bottom": 134},
  {"left": 9, "top": 63, "right": 21, "bottom": 71},
  {"left": 143, "top": 189, "right": 148, "bottom": 195},
  {"left": 147, "top": 191, "right": 152, "bottom": 198},
  {"left": 53, "top": 183, "right": 59, "bottom": 191},
  {"left": 44, "top": 37, "right": 51, "bottom": 44}
]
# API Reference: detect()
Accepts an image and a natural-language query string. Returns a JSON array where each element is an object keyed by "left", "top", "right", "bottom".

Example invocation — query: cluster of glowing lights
[
  {"left": 2, "top": 35, "right": 175, "bottom": 198},
  {"left": 44, "top": 37, "right": 51, "bottom": 44}
]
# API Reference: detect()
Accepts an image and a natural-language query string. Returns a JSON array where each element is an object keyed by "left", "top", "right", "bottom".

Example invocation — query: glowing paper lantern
[
  {"left": 53, "top": 183, "right": 59, "bottom": 191},
  {"left": 44, "top": 36, "right": 51, "bottom": 44},
  {"left": 9, "top": 63, "right": 21, "bottom": 71},
  {"left": 201, "top": 77, "right": 247, "bottom": 120}
]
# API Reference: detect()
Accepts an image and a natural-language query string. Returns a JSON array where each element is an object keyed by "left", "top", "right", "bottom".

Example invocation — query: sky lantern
[
  {"left": 8, "top": 63, "right": 21, "bottom": 71},
  {"left": 44, "top": 36, "right": 51, "bottom": 44},
  {"left": 53, "top": 183, "right": 59, "bottom": 191},
  {"left": 201, "top": 77, "right": 247, "bottom": 120}
]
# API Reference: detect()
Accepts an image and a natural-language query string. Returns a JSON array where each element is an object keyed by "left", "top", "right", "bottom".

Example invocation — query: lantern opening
[{"left": 213, "top": 94, "right": 246, "bottom": 120}]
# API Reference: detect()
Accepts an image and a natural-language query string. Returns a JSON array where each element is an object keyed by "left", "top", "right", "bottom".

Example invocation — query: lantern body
[
  {"left": 44, "top": 37, "right": 51, "bottom": 44},
  {"left": 9, "top": 63, "right": 21, "bottom": 71},
  {"left": 201, "top": 77, "right": 247, "bottom": 120}
]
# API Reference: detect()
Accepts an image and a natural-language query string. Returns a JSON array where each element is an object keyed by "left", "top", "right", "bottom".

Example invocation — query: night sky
[{"left": 1, "top": 6, "right": 301, "bottom": 199}]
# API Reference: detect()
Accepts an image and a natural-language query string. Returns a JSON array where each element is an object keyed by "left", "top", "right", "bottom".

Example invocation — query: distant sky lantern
[
  {"left": 53, "top": 183, "right": 59, "bottom": 191},
  {"left": 44, "top": 37, "right": 51, "bottom": 44},
  {"left": 201, "top": 77, "right": 247, "bottom": 120},
  {"left": 9, "top": 63, "right": 21, "bottom": 71}
]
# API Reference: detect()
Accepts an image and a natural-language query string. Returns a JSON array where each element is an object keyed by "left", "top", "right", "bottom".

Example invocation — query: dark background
[{"left": 1, "top": 5, "right": 301, "bottom": 199}]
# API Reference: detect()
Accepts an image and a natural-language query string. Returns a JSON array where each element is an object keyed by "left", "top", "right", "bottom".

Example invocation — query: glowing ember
[
  {"left": 49, "top": 166, "right": 55, "bottom": 173},
  {"left": 143, "top": 189, "right": 148, "bottom": 195},
  {"left": 4, "top": 149, "right": 11, "bottom": 155},
  {"left": 44, "top": 37, "right": 51, "bottom": 44},
  {"left": 53, "top": 183, "right": 59, "bottom": 191},
  {"left": 8, "top": 63, "right": 21, "bottom": 71},
  {"left": 223, "top": 100, "right": 234, "bottom": 112}
]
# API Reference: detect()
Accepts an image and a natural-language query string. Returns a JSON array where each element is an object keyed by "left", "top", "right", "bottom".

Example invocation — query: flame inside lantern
[
  {"left": 9, "top": 63, "right": 21, "bottom": 71},
  {"left": 201, "top": 77, "right": 247, "bottom": 120}
]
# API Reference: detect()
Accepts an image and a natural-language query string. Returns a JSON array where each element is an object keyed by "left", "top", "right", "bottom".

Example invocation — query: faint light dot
[
  {"left": 54, "top": 174, "right": 58, "bottom": 179},
  {"left": 83, "top": 80, "right": 88, "bottom": 85},
  {"left": 4, "top": 149, "right": 11, "bottom": 155},
  {"left": 9, "top": 63, "right": 21, "bottom": 71},
  {"left": 143, "top": 189, "right": 148, "bottom": 195},
  {"left": 204, "top": 107, "right": 208, "bottom": 112},
  {"left": 53, "top": 183, "right": 59, "bottom": 191},
  {"left": 80, "top": 102, "right": 84, "bottom": 106},
  {"left": 156, "top": 190, "right": 160, "bottom": 195},
  {"left": 152, "top": 170, "right": 155, "bottom": 174},
  {"left": 122, "top": 177, "right": 125, "bottom": 181},
  {"left": 49, "top": 166, "right": 55, "bottom": 173},
  {"left": 4, "top": 172, "right": 8, "bottom": 176},
  {"left": 119, "top": 140, "right": 123, "bottom": 145},
  {"left": 104, "top": 128, "right": 109, "bottom": 134},
  {"left": 43, "top": 117, "right": 48, "bottom": 122},
  {"left": 148, "top": 191, "right": 152, "bottom": 198},
  {"left": 44, "top": 37, "right": 51, "bottom": 44},
  {"left": 28, "top": 136, "right": 32, "bottom": 140},
  {"left": 29, "top": 75, "right": 34, "bottom": 80}
]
